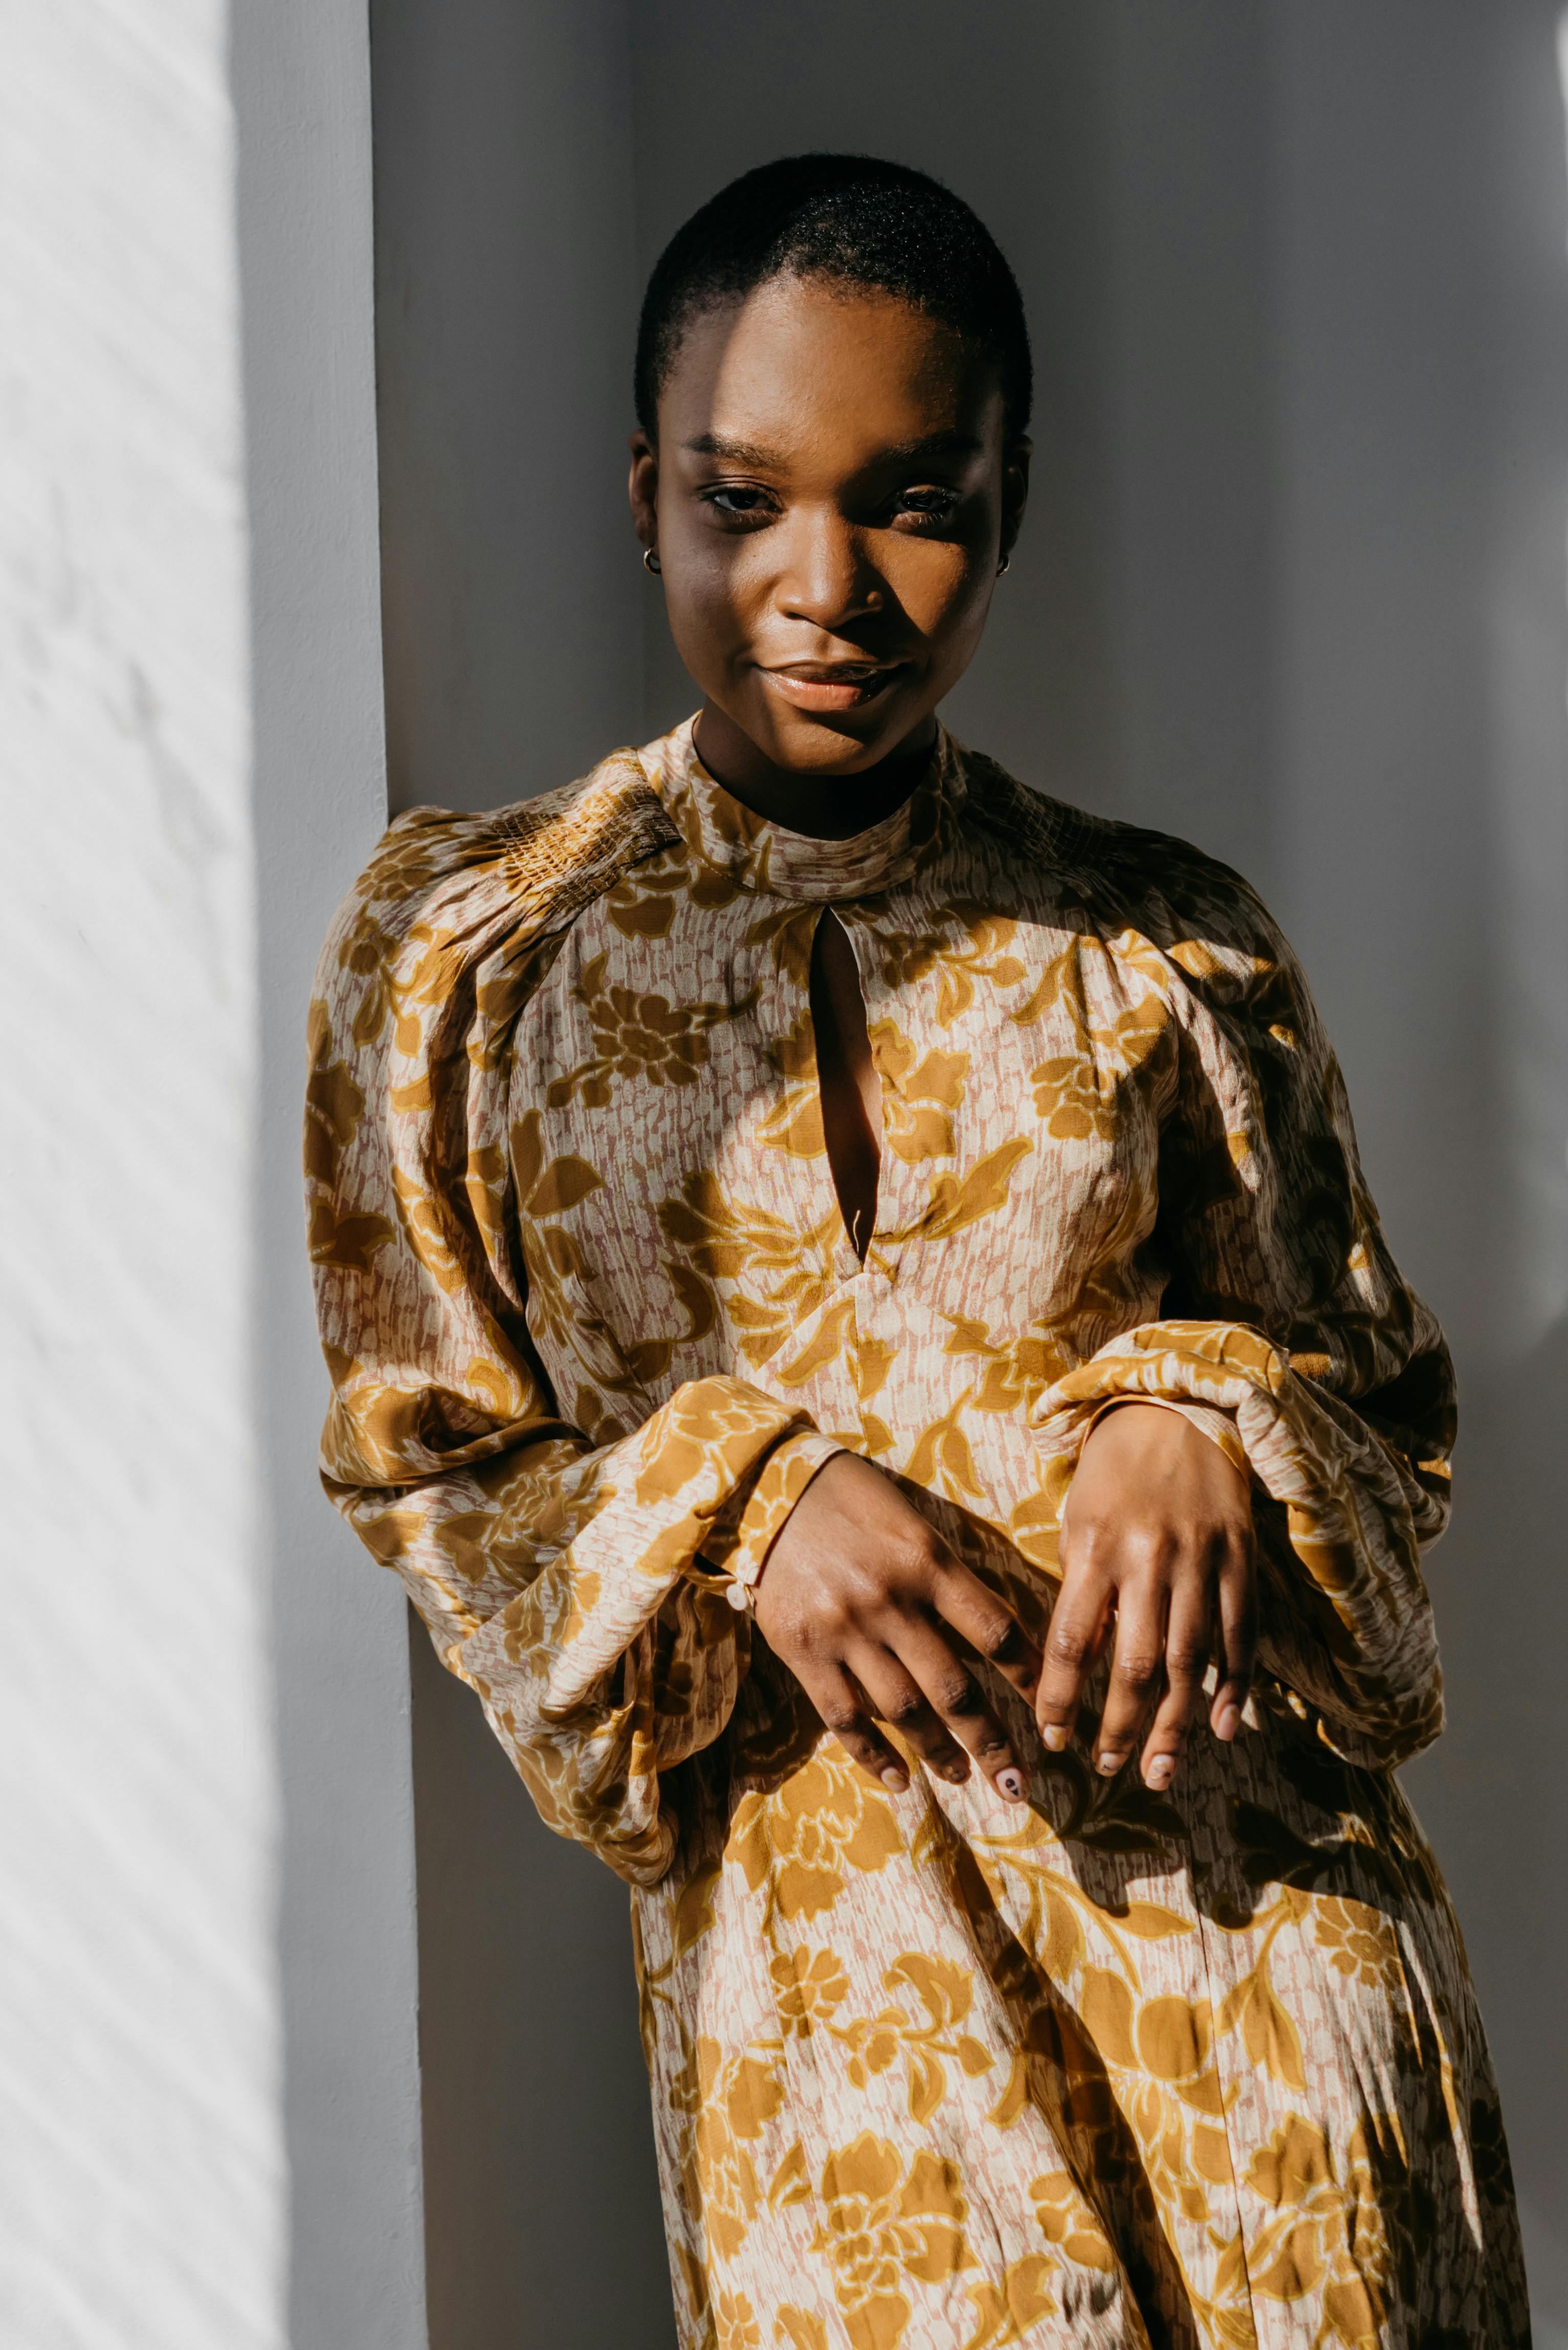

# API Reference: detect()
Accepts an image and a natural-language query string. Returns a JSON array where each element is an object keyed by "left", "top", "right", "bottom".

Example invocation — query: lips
[{"left": 760, "top": 661, "right": 908, "bottom": 714}]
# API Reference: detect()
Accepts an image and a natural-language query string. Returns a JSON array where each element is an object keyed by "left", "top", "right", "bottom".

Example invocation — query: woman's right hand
[{"left": 751, "top": 1451, "right": 1041, "bottom": 1802}]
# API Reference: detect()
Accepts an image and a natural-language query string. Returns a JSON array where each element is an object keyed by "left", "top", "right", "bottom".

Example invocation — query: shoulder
[
  {"left": 310, "top": 746, "right": 679, "bottom": 1084},
  {"left": 958, "top": 747, "right": 1294, "bottom": 995},
  {"left": 327, "top": 746, "right": 677, "bottom": 960}
]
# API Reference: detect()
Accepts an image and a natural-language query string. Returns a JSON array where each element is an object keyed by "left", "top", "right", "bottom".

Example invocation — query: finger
[
  {"left": 891, "top": 1622, "right": 1030, "bottom": 1803},
  {"left": 1210, "top": 1535, "right": 1259, "bottom": 1741},
  {"left": 851, "top": 1644, "right": 972, "bottom": 1788},
  {"left": 1092, "top": 1569, "right": 1169, "bottom": 1775},
  {"left": 1036, "top": 1568, "right": 1114, "bottom": 1754},
  {"left": 927, "top": 1558, "right": 1042, "bottom": 1702},
  {"left": 804, "top": 1664, "right": 912, "bottom": 1794},
  {"left": 1138, "top": 1572, "right": 1214, "bottom": 1790}
]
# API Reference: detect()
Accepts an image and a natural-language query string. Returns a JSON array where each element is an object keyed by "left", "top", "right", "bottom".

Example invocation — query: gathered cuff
[
  {"left": 701, "top": 1429, "right": 843, "bottom": 1602},
  {"left": 1081, "top": 1394, "right": 1249, "bottom": 1482},
  {"left": 1030, "top": 1318, "right": 1443, "bottom": 1769}
]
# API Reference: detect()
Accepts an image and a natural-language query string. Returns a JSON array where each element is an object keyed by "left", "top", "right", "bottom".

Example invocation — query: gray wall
[
  {"left": 371, "top": 12, "right": 673, "bottom": 2346},
  {"left": 370, "top": 4, "right": 1568, "bottom": 2341},
  {"left": 373, "top": 0, "right": 643, "bottom": 811},
  {"left": 1269, "top": 13, "right": 1568, "bottom": 2332}
]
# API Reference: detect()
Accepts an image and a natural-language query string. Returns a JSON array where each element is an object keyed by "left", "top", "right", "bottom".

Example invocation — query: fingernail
[
  {"left": 1040, "top": 1723, "right": 1070, "bottom": 1752},
  {"left": 996, "top": 1768, "right": 1026, "bottom": 1804},
  {"left": 1215, "top": 1703, "right": 1242, "bottom": 1742},
  {"left": 1097, "top": 1750, "right": 1123, "bottom": 1777},
  {"left": 880, "top": 1767, "right": 909, "bottom": 1794},
  {"left": 1145, "top": 1757, "right": 1174, "bottom": 1789},
  {"left": 946, "top": 1760, "right": 971, "bottom": 1785}
]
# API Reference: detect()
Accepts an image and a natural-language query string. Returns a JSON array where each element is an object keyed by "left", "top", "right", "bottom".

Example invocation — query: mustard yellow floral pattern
[{"left": 308, "top": 720, "right": 1528, "bottom": 2346}]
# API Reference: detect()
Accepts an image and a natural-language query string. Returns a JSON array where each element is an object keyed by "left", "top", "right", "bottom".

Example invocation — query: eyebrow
[
  {"left": 877, "top": 432, "right": 985, "bottom": 464},
  {"left": 683, "top": 432, "right": 787, "bottom": 466},
  {"left": 683, "top": 429, "right": 985, "bottom": 468}
]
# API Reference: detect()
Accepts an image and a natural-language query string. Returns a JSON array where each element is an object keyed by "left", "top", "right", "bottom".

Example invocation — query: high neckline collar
[{"left": 639, "top": 715, "right": 965, "bottom": 901}]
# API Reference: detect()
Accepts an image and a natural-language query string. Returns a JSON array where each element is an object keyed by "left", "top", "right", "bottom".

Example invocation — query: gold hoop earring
[
  {"left": 996, "top": 555, "right": 1010, "bottom": 576},
  {"left": 643, "top": 547, "right": 662, "bottom": 575}
]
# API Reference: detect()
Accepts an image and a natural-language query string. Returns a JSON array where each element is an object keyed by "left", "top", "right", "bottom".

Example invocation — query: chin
[{"left": 752, "top": 704, "right": 923, "bottom": 775}]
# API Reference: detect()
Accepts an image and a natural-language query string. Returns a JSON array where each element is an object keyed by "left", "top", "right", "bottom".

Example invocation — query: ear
[
  {"left": 999, "top": 436, "right": 1032, "bottom": 565},
  {"left": 628, "top": 429, "right": 660, "bottom": 555}
]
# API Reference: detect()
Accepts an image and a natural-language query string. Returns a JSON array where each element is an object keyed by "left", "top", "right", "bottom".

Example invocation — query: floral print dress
[{"left": 307, "top": 720, "right": 1529, "bottom": 2349}]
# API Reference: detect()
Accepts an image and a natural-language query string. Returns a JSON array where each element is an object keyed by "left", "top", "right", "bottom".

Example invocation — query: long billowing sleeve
[
  {"left": 305, "top": 769, "right": 836, "bottom": 1885},
  {"left": 1033, "top": 843, "right": 1454, "bottom": 1769}
]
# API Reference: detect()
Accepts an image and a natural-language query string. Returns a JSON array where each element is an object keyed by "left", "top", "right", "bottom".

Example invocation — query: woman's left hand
[{"left": 1035, "top": 1403, "right": 1257, "bottom": 1790}]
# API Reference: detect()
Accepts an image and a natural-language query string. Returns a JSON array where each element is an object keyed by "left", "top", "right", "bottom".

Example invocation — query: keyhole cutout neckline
[{"left": 809, "top": 909, "right": 881, "bottom": 1265}]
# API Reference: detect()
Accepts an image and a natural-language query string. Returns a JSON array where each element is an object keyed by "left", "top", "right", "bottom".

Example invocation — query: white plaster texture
[
  {"left": 0, "top": 2, "right": 425, "bottom": 2344},
  {"left": 0, "top": 5, "right": 278, "bottom": 2344}
]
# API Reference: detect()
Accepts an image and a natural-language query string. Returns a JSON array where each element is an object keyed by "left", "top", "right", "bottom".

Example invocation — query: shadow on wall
[
  {"left": 373, "top": 0, "right": 643, "bottom": 810},
  {"left": 369, "top": 2, "right": 1568, "bottom": 2345},
  {"left": 1264, "top": 6, "right": 1568, "bottom": 2327},
  {"left": 409, "top": 1627, "right": 672, "bottom": 2347},
  {"left": 1411, "top": 1312, "right": 1568, "bottom": 2325}
]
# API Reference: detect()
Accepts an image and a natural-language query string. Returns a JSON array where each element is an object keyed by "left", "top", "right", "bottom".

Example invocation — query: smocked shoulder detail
[
  {"left": 957, "top": 754, "right": 1279, "bottom": 950},
  {"left": 349, "top": 750, "right": 678, "bottom": 949},
  {"left": 956, "top": 747, "right": 1117, "bottom": 874}
]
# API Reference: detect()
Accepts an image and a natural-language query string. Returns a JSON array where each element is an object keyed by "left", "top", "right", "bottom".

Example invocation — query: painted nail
[
  {"left": 946, "top": 1760, "right": 971, "bottom": 1784},
  {"left": 1040, "top": 1722, "right": 1070, "bottom": 1752},
  {"left": 996, "top": 1768, "right": 1026, "bottom": 1804},
  {"left": 1097, "top": 1750, "right": 1124, "bottom": 1776},
  {"left": 1215, "top": 1703, "right": 1242, "bottom": 1742},
  {"left": 881, "top": 1767, "right": 909, "bottom": 1794},
  {"left": 1145, "top": 1757, "right": 1174, "bottom": 1789}
]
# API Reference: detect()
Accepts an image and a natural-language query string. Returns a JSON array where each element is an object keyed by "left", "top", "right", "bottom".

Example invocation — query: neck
[{"left": 692, "top": 703, "right": 936, "bottom": 839}]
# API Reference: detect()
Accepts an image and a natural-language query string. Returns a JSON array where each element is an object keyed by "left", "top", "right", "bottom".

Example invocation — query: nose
[{"left": 774, "top": 504, "right": 884, "bottom": 630}]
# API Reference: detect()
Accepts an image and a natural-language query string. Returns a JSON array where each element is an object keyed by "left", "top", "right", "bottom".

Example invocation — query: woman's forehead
[{"left": 659, "top": 275, "right": 1005, "bottom": 464}]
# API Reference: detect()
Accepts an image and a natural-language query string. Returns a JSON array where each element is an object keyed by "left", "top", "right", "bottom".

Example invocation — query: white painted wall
[
  {"left": 0, "top": 5, "right": 277, "bottom": 2338},
  {"left": 375, "top": 6, "right": 1568, "bottom": 2343},
  {"left": 0, "top": 3, "right": 425, "bottom": 2345}
]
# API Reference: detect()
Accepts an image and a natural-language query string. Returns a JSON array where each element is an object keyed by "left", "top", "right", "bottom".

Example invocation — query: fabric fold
[
  {"left": 307, "top": 749, "right": 836, "bottom": 1882},
  {"left": 343, "top": 1374, "right": 826, "bottom": 1883}
]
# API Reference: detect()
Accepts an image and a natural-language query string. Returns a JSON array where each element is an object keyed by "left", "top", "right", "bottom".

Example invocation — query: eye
[
  {"left": 701, "top": 484, "right": 776, "bottom": 525},
  {"left": 890, "top": 485, "right": 962, "bottom": 526}
]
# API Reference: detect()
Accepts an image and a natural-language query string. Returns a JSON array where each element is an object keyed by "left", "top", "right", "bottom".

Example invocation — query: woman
[{"left": 307, "top": 158, "right": 1528, "bottom": 2348}]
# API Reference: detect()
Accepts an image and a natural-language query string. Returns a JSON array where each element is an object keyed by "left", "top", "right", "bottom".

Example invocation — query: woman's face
[{"left": 628, "top": 274, "right": 1029, "bottom": 778}]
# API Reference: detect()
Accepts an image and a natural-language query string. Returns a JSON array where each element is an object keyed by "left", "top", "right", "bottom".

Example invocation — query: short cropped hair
[{"left": 634, "top": 154, "right": 1032, "bottom": 442}]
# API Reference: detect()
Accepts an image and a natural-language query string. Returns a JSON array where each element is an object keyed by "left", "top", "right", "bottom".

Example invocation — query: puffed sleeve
[
  {"left": 305, "top": 767, "right": 838, "bottom": 1886},
  {"left": 1033, "top": 841, "right": 1454, "bottom": 1770}
]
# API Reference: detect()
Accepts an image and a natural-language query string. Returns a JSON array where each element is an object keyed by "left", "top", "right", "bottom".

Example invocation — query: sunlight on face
[{"left": 629, "top": 275, "right": 1028, "bottom": 777}]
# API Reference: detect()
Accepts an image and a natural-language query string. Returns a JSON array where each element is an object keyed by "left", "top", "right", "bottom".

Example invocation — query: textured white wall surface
[
  {"left": 0, "top": 4, "right": 280, "bottom": 2343},
  {"left": 0, "top": 2, "right": 425, "bottom": 2345}
]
